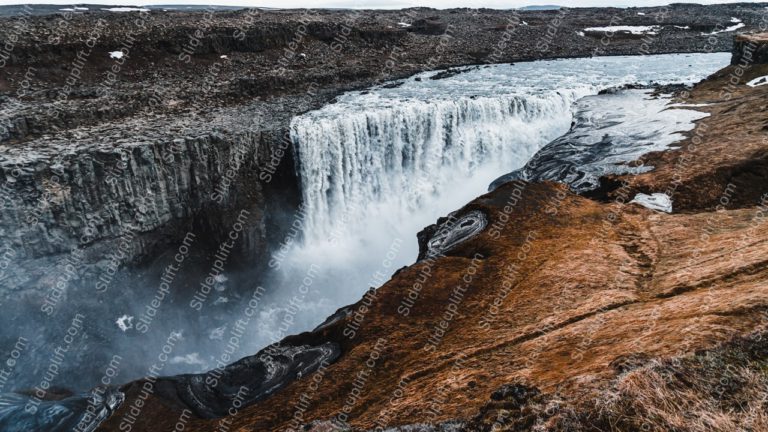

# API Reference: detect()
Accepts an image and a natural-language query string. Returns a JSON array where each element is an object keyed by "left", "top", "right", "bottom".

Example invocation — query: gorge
[{"left": 1, "top": 4, "right": 767, "bottom": 432}]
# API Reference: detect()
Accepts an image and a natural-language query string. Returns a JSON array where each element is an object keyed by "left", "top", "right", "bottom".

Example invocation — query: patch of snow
[
  {"left": 116, "top": 315, "right": 134, "bottom": 332},
  {"left": 102, "top": 7, "right": 149, "bottom": 12},
  {"left": 583, "top": 25, "right": 661, "bottom": 35},
  {"left": 60, "top": 6, "right": 88, "bottom": 11},
  {"left": 637, "top": 12, "right": 646, "bottom": 15},
  {"left": 747, "top": 75, "right": 768, "bottom": 87},
  {"left": 220, "top": 54, "right": 228, "bottom": 59},
  {"left": 673, "top": 25, "right": 691, "bottom": 30},
  {"left": 170, "top": 353, "right": 206, "bottom": 367},
  {"left": 577, "top": 31, "right": 585, "bottom": 37},
  {"left": 704, "top": 22, "right": 745, "bottom": 35},
  {"left": 669, "top": 102, "right": 712, "bottom": 107},
  {"left": 397, "top": 22, "right": 411, "bottom": 28},
  {"left": 109, "top": 51, "right": 124, "bottom": 59},
  {"left": 731, "top": 17, "right": 742, "bottom": 23},
  {"left": 522, "top": 21, "right": 529, "bottom": 25},
  {"left": 631, "top": 193, "right": 672, "bottom": 213}
]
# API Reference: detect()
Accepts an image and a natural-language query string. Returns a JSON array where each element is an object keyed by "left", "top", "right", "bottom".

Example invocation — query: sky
[{"left": 1, "top": 0, "right": 767, "bottom": 8}]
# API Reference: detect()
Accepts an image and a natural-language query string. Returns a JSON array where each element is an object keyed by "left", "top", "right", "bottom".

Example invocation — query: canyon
[
  {"left": 0, "top": 4, "right": 767, "bottom": 432},
  {"left": 102, "top": 42, "right": 768, "bottom": 432}
]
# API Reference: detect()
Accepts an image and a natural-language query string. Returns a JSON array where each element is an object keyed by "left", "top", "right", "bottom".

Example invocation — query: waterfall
[
  {"left": 289, "top": 53, "right": 731, "bottom": 247},
  {"left": 290, "top": 91, "right": 584, "bottom": 242},
  {"left": 202, "top": 53, "right": 732, "bottom": 370}
]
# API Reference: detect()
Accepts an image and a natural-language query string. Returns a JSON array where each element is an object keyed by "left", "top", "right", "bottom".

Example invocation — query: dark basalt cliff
[{"left": 93, "top": 36, "right": 768, "bottom": 432}]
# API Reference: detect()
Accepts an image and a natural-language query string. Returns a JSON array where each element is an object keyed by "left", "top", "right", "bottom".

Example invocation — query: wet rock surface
[
  {"left": 147, "top": 343, "right": 340, "bottom": 419},
  {"left": 423, "top": 210, "right": 488, "bottom": 259},
  {"left": 0, "top": 386, "right": 124, "bottom": 432},
  {"left": 603, "top": 52, "right": 768, "bottom": 211},
  {"left": 489, "top": 88, "right": 708, "bottom": 193}
]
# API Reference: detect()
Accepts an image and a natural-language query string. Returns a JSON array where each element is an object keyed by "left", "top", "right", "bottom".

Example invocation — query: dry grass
[
  {"left": 463, "top": 333, "right": 768, "bottom": 432},
  {"left": 553, "top": 333, "right": 768, "bottom": 432}
]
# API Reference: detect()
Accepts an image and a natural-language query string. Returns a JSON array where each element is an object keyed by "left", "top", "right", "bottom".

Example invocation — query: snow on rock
[
  {"left": 102, "top": 7, "right": 149, "bottom": 12},
  {"left": 109, "top": 51, "right": 124, "bottom": 59},
  {"left": 583, "top": 25, "right": 661, "bottom": 35},
  {"left": 397, "top": 22, "right": 411, "bottom": 27},
  {"left": 631, "top": 193, "right": 673, "bottom": 213},
  {"left": 704, "top": 22, "right": 745, "bottom": 35},
  {"left": 747, "top": 75, "right": 768, "bottom": 87}
]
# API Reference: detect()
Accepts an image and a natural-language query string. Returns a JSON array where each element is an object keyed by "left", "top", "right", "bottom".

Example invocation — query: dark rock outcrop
[
  {"left": 732, "top": 32, "right": 768, "bottom": 65},
  {"left": 149, "top": 343, "right": 340, "bottom": 419},
  {"left": 408, "top": 17, "right": 449, "bottom": 35}
]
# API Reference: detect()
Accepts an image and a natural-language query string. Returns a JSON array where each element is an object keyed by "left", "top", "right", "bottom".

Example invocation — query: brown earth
[{"left": 98, "top": 54, "right": 768, "bottom": 432}]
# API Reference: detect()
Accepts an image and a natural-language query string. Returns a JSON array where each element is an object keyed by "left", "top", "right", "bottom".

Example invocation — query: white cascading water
[
  {"left": 290, "top": 93, "right": 580, "bottom": 241},
  {"left": 221, "top": 53, "right": 730, "bottom": 361}
]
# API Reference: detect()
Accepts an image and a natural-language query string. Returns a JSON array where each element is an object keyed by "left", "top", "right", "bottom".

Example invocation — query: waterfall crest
[{"left": 291, "top": 91, "right": 583, "bottom": 241}]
